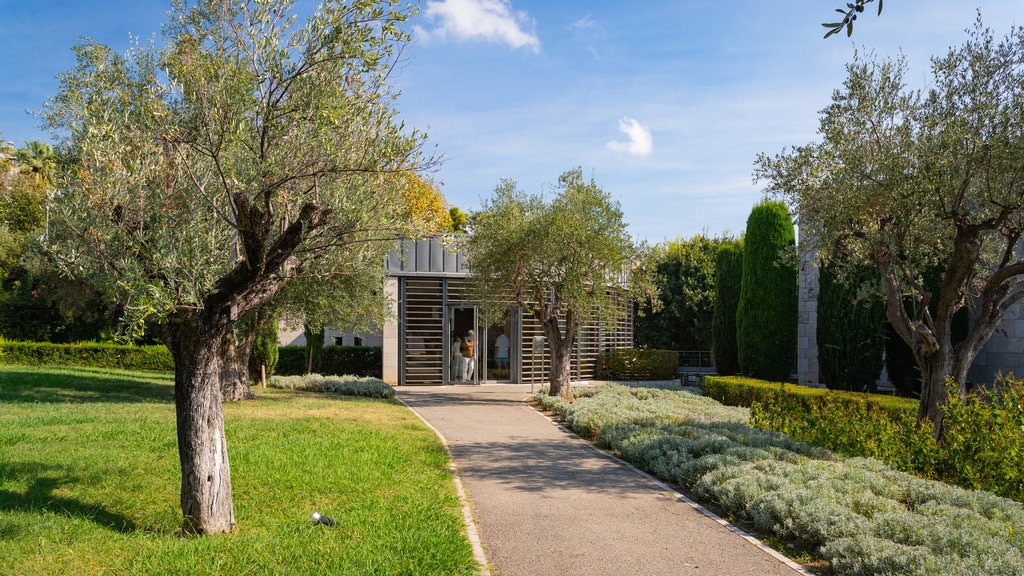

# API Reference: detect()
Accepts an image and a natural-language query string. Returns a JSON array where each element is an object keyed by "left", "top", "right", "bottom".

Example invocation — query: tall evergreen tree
[
  {"left": 736, "top": 200, "right": 797, "bottom": 381},
  {"left": 817, "top": 257, "right": 885, "bottom": 391},
  {"left": 711, "top": 240, "right": 743, "bottom": 375}
]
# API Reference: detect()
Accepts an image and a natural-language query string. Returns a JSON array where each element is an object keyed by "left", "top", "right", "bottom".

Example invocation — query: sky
[{"left": 2, "top": 1, "right": 1022, "bottom": 243}]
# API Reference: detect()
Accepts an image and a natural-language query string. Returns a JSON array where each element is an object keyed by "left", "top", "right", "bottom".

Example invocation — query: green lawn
[{"left": 0, "top": 365, "right": 477, "bottom": 576}]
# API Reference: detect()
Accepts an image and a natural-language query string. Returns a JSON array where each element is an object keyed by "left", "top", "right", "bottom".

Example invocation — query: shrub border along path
[
  {"left": 399, "top": 384, "right": 807, "bottom": 576},
  {"left": 529, "top": 390, "right": 812, "bottom": 576},
  {"left": 536, "top": 384, "right": 1024, "bottom": 576}
]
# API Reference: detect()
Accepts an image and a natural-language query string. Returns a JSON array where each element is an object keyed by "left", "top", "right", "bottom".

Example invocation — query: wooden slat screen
[{"left": 402, "top": 279, "right": 444, "bottom": 385}]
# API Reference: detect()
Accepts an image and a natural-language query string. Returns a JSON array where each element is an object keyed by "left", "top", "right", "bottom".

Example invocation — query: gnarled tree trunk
[
  {"left": 162, "top": 317, "right": 236, "bottom": 535},
  {"left": 542, "top": 311, "right": 577, "bottom": 401},
  {"left": 219, "top": 327, "right": 257, "bottom": 402}
]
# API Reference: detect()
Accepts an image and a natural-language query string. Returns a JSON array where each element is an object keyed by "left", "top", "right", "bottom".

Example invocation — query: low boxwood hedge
[
  {"left": 0, "top": 340, "right": 174, "bottom": 371},
  {"left": 596, "top": 349, "right": 678, "bottom": 381},
  {"left": 276, "top": 345, "right": 382, "bottom": 378}
]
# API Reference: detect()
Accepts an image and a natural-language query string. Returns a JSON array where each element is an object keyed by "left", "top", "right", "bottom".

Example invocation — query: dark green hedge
[
  {"left": 704, "top": 375, "right": 1024, "bottom": 503},
  {"left": 276, "top": 345, "right": 382, "bottom": 378},
  {"left": 596, "top": 349, "right": 678, "bottom": 381},
  {"left": 0, "top": 341, "right": 174, "bottom": 371},
  {"left": 817, "top": 259, "right": 885, "bottom": 392}
]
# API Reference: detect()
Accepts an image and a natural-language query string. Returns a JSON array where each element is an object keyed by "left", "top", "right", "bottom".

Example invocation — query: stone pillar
[
  {"left": 797, "top": 241, "right": 820, "bottom": 386},
  {"left": 382, "top": 276, "right": 400, "bottom": 386}
]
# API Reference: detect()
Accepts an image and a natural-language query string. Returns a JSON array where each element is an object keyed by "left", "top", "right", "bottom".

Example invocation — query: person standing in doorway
[
  {"left": 451, "top": 335, "right": 464, "bottom": 382},
  {"left": 494, "top": 327, "right": 510, "bottom": 379},
  {"left": 461, "top": 330, "right": 476, "bottom": 382}
]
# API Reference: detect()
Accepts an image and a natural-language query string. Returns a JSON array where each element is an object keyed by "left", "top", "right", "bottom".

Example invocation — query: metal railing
[{"left": 678, "top": 350, "right": 713, "bottom": 369}]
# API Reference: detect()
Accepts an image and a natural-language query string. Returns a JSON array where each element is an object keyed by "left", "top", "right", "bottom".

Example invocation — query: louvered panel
[{"left": 402, "top": 279, "right": 444, "bottom": 385}]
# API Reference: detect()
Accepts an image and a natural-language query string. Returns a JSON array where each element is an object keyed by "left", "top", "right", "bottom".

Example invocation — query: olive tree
[
  {"left": 464, "top": 168, "right": 655, "bottom": 400},
  {"left": 756, "top": 19, "right": 1024, "bottom": 437},
  {"left": 42, "top": 0, "right": 431, "bottom": 534}
]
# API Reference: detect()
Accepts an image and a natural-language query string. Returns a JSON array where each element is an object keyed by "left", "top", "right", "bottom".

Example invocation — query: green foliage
[
  {"left": 935, "top": 375, "right": 1024, "bottom": 501},
  {"left": 822, "top": 0, "right": 883, "bottom": 39},
  {"left": 712, "top": 240, "right": 743, "bottom": 375},
  {"left": 447, "top": 206, "right": 469, "bottom": 233},
  {"left": 736, "top": 200, "right": 796, "bottom": 381},
  {"left": 757, "top": 22, "right": 1024, "bottom": 426},
  {"left": 537, "top": 383, "right": 1024, "bottom": 575},
  {"left": 703, "top": 375, "right": 791, "bottom": 407},
  {"left": 634, "top": 233, "right": 728, "bottom": 351},
  {"left": 745, "top": 381, "right": 932, "bottom": 473},
  {"left": 596, "top": 349, "right": 678, "bottom": 381},
  {"left": 466, "top": 168, "right": 646, "bottom": 329},
  {"left": 817, "top": 258, "right": 885, "bottom": 391},
  {"left": 267, "top": 373, "right": 395, "bottom": 399},
  {"left": 0, "top": 340, "right": 173, "bottom": 371},
  {"left": 464, "top": 167, "right": 654, "bottom": 396},
  {"left": 708, "top": 374, "right": 1024, "bottom": 502},
  {"left": 277, "top": 345, "right": 382, "bottom": 378},
  {"left": 0, "top": 280, "right": 112, "bottom": 343},
  {"left": 41, "top": 0, "right": 431, "bottom": 339},
  {"left": 249, "top": 314, "right": 279, "bottom": 379},
  {"left": 303, "top": 325, "right": 325, "bottom": 373}
]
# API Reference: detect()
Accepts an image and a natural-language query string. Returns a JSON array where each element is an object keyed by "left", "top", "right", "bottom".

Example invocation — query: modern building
[{"left": 283, "top": 236, "right": 635, "bottom": 386}]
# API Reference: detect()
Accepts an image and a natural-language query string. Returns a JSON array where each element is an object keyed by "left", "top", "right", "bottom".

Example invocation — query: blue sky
[{"left": 1, "top": 1, "right": 1021, "bottom": 242}]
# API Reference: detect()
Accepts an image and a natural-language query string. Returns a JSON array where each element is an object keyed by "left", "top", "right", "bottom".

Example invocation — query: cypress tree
[
  {"left": 712, "top": 240, "right": 743, "bottom": 375},
  {"left": 250, "top": 314, "right": 280, "bottom": 385},
  {"left": 817, "top": 258, "right": 885, "bottom": 391},
  {"left": 736, "top": 200, "right": 797, "bottom": 381}
]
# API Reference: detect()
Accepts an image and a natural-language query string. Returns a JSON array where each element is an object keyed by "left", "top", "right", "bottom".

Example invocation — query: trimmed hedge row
[
  {"left": 704, "top": 375, "right": 1024, "bottom": 503},
  {"left": 596, "top": 349, "right": 678, "bottom": 381},
  {"left": 0, "top": 341, "right": 383, "bottom": 382},
  {"left": 276, "top": 345, "right": 382, "bottom": 378},
  {"left": 0, "top": 340, "right": 174, "bottom": 371}
]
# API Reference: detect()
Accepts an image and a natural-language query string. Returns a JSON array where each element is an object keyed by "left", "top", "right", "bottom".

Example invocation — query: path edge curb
[
  {"left": 399, "top": 397, "right": 492, "bottom": 576},
  {"left": 525, "top": 395, "right": 815, "bottom": 576}
]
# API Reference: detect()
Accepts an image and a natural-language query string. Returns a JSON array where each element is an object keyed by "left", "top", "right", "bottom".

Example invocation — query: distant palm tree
[{"left": 15, "top": 141, "right": 56, "bottom": 186}]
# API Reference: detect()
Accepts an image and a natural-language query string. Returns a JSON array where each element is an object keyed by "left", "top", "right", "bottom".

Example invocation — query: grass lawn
[{"left": 0, "top": 365, "right": 477, "bottom": 576}]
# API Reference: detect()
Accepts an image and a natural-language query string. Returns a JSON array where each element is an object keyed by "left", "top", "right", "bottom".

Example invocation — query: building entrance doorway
[
  {"left": 484, "top": 312, "right": 515, "bottom": 383},
  {"left": 448, "top": 306, "right": 477, "bottom": 383}
]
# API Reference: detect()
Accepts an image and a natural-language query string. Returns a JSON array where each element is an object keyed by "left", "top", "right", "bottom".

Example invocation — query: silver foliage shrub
[
  {"left": 267, "top": 373, "right": 394, "bottom": 399},
  {"left": 536, "top": 384, "right": 1024, "bottom": 575}
]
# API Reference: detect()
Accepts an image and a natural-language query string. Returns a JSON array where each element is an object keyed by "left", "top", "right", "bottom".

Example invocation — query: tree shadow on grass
[
  {"left": 0, "top": 366, "right": 175, "bottom": 405},
  {"left": 0, "top": 462, "right": 148, "bottom": 536}
]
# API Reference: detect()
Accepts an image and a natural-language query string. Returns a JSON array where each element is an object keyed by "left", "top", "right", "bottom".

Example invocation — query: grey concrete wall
[{"left": 969, "top": 304, "right": 1024, "bottom": 384}]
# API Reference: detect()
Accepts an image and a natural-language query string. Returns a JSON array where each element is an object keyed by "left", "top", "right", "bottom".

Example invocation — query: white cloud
[
  {"left": 571, "top": 15, "right": 598, "bottom": 32},
  {"left": 570, "top": 14, "right": 603, "bottom": 60},
  {"left": 606, "top": 117, "right": 653, "bottom": 157},
  {"left": 416, "top": 0, "right": 541, "bottom": 52}
]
